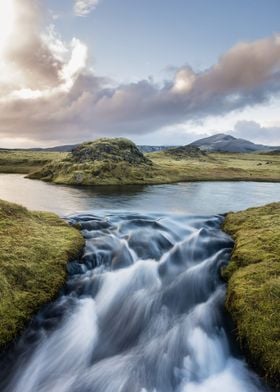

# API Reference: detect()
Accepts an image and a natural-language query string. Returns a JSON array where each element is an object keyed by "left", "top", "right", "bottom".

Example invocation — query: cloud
[
  {"left": 74, "top": 0, "right": 99, "bottom": 16},
  {"left": 0, "top": 0, "right": 63, "bottom": 92},
  {"left": 0, "top": 1, "right": 280, "bottom": 146},
  {"left": 0, "top": 0, "right": 88, "bottom": 102},
  {"left": 232, "top": 120, "right": 280, "bottom": 145}
]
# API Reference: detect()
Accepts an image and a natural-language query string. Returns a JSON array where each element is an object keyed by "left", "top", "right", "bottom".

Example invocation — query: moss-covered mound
[
  {"left": 163, "top": 145, "right": 207, "bottom": 160},
  {"left": 28, "top": 139, "right": 280, "bottom": 185},
  {"left": 0, "top": 199, "right": 84, "bottom": 348},
  {"left": 29, "top": 138, "right": 155, "bottom": 185},
  {"left": 223, "top": 203, "right": 280, "bottom": 386},
  {"left": 71, "top": 138, "right": 151, "bottom": 164}
]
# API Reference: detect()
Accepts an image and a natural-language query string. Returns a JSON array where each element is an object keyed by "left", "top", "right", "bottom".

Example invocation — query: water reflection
[{"left": 0, "top": 174, "right": 279, "bottom": 216}]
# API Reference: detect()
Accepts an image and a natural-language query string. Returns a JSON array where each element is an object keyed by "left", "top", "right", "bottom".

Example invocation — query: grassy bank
[
  {"left": 223, "top": 203, "right": 280, "bottom": 386},
  {"left": 29, "top": 143, "right": 280, "bottom": 185},
  {"left": 0, "top": 199, "right": 84, "bottom": 348},
  {"left": 1, "top": 142, "right": 280, "bottom": 184},
  {"left": 29, "top": 150, "right": 280, "bottom": 185},
  {"left": 0, "top": 150, "right": 67, "bottom": 174}
]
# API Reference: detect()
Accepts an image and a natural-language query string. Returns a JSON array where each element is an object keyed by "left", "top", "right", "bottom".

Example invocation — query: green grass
[
  {"left": 28, "top": 151, "right": 280, "bottom": 185},
  {"left": 0, "top": 199, "right": 84, "bottom": 348},
  {"left": 0, "top": 150, "right": 67, "bottom": 174},
  {"left": 223, "top": 203, "right": 280, "bottom": 386},
  {"left": 1, "top": 143, "right": 280, "bottom": 184},
  {"left": 147, "top": 151, "right": 280, "bottom": 182}
]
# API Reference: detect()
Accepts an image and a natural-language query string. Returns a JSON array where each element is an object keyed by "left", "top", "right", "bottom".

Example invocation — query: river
[{"left": 0, "top": 174, "right": 279, "bottom": 391}]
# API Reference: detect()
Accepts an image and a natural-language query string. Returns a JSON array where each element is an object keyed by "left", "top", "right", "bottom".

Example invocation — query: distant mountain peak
[
  {"left": 190, "top": 133, "right": 279, "bottom": 153},
  {"left": 217, "top": 133, "right": 236, "bottom": 140}
]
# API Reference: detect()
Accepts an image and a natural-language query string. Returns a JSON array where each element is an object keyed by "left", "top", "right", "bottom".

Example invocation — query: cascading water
[{"left": 0, "top": 212, "right": 269, "bottom": 392}]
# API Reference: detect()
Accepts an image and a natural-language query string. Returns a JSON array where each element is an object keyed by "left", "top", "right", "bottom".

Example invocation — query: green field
[
  {"left": 0, "top": 150, "right": 67, "bottom": 174},
  {"left": 147, "top": 151, "right": 280, "bottom": 183},
  {"left": 0, "top": 145, "right": 280, "bottom": 184},
  {"left": 223, "top": 203, "right": 280, "bottom": 386},
  {"left": 29, "top": 150, "right": 280, "bottom": 185},
  {"left": 0, "top": 199, "right": 84, "bottom": 348}
]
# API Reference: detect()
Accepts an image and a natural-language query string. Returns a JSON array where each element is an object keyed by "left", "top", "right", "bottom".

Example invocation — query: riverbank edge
[
  {"left": 0, "top": 199, "right": 85, "bottom": 350},
  {"left": 222, "top": 202, "right": 280, "bottom": 388},
  {"left": 27, "top": 173, "right": 280, "bottom": 185},
  {"left": 1, "top": 147, "right": 280, "bottom": 184},
  {"left": 27, "top": 156, "right": 280, "bottom": 185}
]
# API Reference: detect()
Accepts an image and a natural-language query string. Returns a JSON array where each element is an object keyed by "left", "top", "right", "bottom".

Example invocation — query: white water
[{"left": 0, "top": 212, "right": 268, "bottom": 392}]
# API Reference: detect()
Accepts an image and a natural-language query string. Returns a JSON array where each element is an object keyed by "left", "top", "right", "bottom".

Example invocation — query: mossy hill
[
  {"left": 71, "top": 138, "right": 151, "bottom": 164},
  {"left": 223, "top": 203, "right": 280, "bottom": 387},
  {"left": 29, "top": 138, "right": 156, "bottom": 185},
  {"left": 27, "top": 137, "right": 280, "bottom": 185},
  {"left": 0, "top": 199, "right": 84, "bottom": 348},
  {"left": 162, "top": 145, "right": 207, "bottom": 160}
]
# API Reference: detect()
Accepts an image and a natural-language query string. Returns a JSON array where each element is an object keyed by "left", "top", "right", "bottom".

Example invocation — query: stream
[
  {"left": 0, "top": 212, "right": 268, "bottom": 391},
  {"left": 0, "top": 175, "right": 278, "bottom": 391}
]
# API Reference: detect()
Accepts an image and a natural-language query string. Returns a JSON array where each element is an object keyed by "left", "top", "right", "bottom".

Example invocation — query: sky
[{"left": 0, "top": 0, "right": 280, "bottom": 147}]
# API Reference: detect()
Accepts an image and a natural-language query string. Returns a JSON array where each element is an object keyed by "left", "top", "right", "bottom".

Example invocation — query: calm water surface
[{"left": 0, "top": 174, "right": 279, "bottom": 215}]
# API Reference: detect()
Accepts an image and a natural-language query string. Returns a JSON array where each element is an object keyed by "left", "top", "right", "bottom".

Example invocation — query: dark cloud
[
  {"left": 0, "top": 1, "right": 280, "bottom": 145},
  {"left": 232, "top": 120, "right": 280, "bottom": 145}
]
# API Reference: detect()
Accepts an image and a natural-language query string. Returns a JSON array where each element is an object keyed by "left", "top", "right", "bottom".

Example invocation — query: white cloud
[
  {"left": 60, "top": 38, "right": 88, "bottom": 90},
  {"left": 172, "top": 67, "right": 195, "bottom": 93},
  {"left": 0, "top": 0, "right": 16, "bottom": 56},
  {"left": 74, "top": 0, "right": 99, "bottom": 16},
  {"left": 0, "top": 0, "right": 88, "bottom": 103}
]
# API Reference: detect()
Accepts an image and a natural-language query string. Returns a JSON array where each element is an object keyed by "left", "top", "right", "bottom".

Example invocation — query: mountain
[
  {"left": 189, "top": 133, "right": 280, "bottom": 153},
  {"left": 26, "top": 135, "right": 280, "bottom": 154},
  {"left": 43, "top": 145, "right": 172, "bottom": 153},
  {"left": 26, "top": 144, "right": 79, "bottom": 152},
  {"left": 137, "top": 145, "right": 172, "bottom": 153},
  {"left": 0, "top": 145, "right": 78, "bottom": 152},
  {"left": 0, "top": 144, "right": 171, "bottom": 153},
  {"left": 1, "top": 134, "right": 279, "bottom": 154}
]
